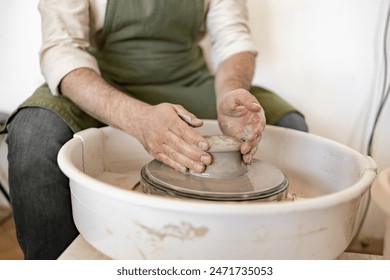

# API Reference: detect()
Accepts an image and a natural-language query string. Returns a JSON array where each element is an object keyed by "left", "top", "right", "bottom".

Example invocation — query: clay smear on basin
[{"left": 134, "top": 221, "right": 209, "bottom": 241}]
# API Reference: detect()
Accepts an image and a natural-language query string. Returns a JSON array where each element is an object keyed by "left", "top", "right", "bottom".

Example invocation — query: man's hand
[
  {"left": 215, "top": 51, "right": 264, "bottom": 163},
  {"left": 218, "top": 88, "right": 266, "bottom": 164},
  {"left": 130, "top": 103, "right": 212, "bottom": 173}
]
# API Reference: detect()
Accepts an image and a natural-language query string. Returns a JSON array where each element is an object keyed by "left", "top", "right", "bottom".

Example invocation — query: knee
[
  {"left": 7, "top": 108, "right": 73, "bottom": 168},
  {"left": 275, "top": 112, "right": 309, "bottom": 132},
  {"left": 8, "top": 107, "right": 73, "bottom": 145}
]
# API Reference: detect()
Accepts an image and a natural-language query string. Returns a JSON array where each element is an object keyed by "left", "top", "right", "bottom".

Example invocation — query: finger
[
  {"left": 165, "top": 130, "right": 212, "bottom": 166},
  {"left": 249, "top": 100, "right": 263, "bottom": 112},
  {"left": 156, "top": 143, "right": 207, "bottom": 173},
  {"left": 169, "top": 114, "right": 209, "bottom": 152},
  {"left": 242, "top": 153, "right": 253, "bottom": 164},
  {"left": 174, "top": 104, "right": 203, "bottom": 127},
  {"left": 154, "top": 152, "right": 188, "bottom": 174},
  {"left": 233, "top": 90, "right": 263, "bottom": 113},
  {"left": 242, "top": 143, "right": 259, "bottom": 164},
  {"left": 246, "top": 111, "right": 266, "bottom": 140},
  {"left": 241, "top": 136, "right": 261, "bottom": 155}
]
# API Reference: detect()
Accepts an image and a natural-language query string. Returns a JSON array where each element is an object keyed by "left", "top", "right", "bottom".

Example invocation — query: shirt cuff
[
  {"left": 211, "top": 41, "right": 258, "bottom": 70},
  {"left": 40, "top": 48, "right": 101, "bottom": 96}
]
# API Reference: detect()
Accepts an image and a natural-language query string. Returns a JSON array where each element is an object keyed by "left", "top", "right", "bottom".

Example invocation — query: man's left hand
[{"left": 218, "top": 88, "right": 266, "bottom": 164}]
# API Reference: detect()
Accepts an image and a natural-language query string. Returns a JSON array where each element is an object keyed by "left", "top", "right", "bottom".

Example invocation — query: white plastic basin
[
  {"left": 371, "top": 167, "right": 390, "bottom": 259},
  {"left": 57, "top": 120, "right": 376, "bottom": 259}
]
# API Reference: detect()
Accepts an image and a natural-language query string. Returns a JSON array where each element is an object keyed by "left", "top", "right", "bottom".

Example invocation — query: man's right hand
[{"left": 128, "top": 102, "right": 212, "bottom": 174}]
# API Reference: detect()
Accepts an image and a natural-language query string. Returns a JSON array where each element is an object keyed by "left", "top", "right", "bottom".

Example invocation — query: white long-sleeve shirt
[{"left": 38, "top": 0, "right": 258, "bottom": 95}]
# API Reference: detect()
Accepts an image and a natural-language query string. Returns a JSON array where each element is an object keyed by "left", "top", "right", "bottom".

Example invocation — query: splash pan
[{"left": 58, "top": 120, "right": 376, "bottom": 259}]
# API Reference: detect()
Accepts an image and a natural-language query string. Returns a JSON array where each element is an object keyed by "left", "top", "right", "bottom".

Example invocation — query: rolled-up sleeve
[
  {"left": 206, "top": 0, "right": 258, "bottom": 70},
  {"left": 38, "top": 0, "right": 101, "bottom": 95}
]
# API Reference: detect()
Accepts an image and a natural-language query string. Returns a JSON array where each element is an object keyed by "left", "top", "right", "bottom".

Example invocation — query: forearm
[
  {"left": 214, "top": 52, "right": 264, "bottom": 163},
  {"left": 59, "top": 68, "right": 148, "bottom": 136},
  {"left": 215, "top": 51, "right": 256, "bottom": 103}
]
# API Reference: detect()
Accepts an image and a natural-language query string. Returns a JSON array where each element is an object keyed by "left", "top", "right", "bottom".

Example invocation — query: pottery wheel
[
  {"left": 140, "top": 135, "right": 289, "bottom": 202},
  {"left": 141, "top": 159, "right": 288, "bottom": 201}
]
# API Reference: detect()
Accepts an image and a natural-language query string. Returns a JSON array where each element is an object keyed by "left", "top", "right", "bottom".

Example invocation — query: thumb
[{"left": 246, "top": 100, "right": 262, "bottom": 112}]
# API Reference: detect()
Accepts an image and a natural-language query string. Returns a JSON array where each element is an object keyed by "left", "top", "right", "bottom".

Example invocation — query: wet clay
[{"left": 190, "top": 135, "right": 247, "bottom": 179}]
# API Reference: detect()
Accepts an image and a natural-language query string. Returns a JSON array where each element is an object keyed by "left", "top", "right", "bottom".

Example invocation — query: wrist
[{"left": 117, "top": 95, "right": 151, "bottom": 138}]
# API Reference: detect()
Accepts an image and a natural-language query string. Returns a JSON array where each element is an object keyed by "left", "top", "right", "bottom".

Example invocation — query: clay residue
[
  {"left": 134, "top": 221, "right": 208, "bottom": 241},
  {"left": 240, "top": 126, "right": 253, "bottom": 141},
  {"left": 206, "top": 135, "right": 242, "bottom": 148}
]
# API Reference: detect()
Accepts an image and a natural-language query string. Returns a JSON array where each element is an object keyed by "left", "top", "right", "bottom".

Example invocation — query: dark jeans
[
  {"left": 6, "top": 107, "right": 308, "bottom": 259},
  {"left": 275, "top": 111, "right": 309, "bottom": 132},
  {"left": 7, "top": 108, "right": 77, "bottom": 259}
]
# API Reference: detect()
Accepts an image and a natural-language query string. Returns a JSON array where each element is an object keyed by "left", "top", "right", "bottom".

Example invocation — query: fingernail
[
  {"left": 252, "top": 101, "right": 261, "bottom": 107},
  {"left": 194, "top": 163, "right": 205, "bottom": 173},
  {"left": 198, "top": 141, "right": 209, "bottom": 151},
  {"left": 201, "top": 154, "right": 211, "bottom": 165},
  {"left": 242, "top": 145, "right": 251, "bottom": 154},
  {"left": 247, "top": 154, "right": 253, "bottom": 164}
]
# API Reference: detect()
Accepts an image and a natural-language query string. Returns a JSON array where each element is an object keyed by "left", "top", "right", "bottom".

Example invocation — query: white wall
[
  {"left": 0, "top": 0, "right": 389, "bottom": 249},
  {"left": 247, "top": 0, "right": 390, "bottom": 243},
  {"left": 249, "top": 0, "right": 388, "bottom": 158},
  {"left": 0, "top": 0, "right": 41, "bottom": 208},
  {"left": 0, "top": 0, "right": 43, "bottom": 114}
]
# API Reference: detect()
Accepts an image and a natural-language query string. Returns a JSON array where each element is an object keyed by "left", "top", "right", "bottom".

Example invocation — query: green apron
[{"left": 0, "top": 0, "right": 298, "bottom": 133}]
